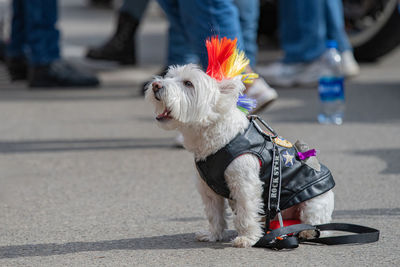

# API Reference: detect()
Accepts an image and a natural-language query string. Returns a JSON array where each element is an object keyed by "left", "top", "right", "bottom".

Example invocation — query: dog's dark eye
[{"left": 183, "top": 80, "right": 194, "bottom": 88}]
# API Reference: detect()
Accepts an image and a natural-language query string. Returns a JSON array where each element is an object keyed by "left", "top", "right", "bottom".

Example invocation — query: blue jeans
[
  {"left": 157, "top": 0, "right": 258, "bottom": 69},
  {"left": 120, "top": 0, "right": 149, "bottom": 21},
  {"left": 234, "top": 0, "right": 259, "bottom": 66},
  {"left": 7, "top": 0, "right": 60, "bottom": 65},
  {"left": 279, "top": 0, "right": 352, "bottom": 63}
]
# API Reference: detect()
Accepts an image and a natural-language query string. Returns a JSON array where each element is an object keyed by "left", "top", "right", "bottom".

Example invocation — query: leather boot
[
  {"left": 89, "top": 0, "right": 112, "bottom": 8},
  {"left": 0, "top": 39, "right": 5, "bottom": 61},
  {"left": 86, "top": 11, "right": 138, "bottom": 65},
  {"left": 6, "top": 57, "right": 28, "bottom": 81},
  {"left": 29, "top": 60, "right": 100, "bottom": 88}
]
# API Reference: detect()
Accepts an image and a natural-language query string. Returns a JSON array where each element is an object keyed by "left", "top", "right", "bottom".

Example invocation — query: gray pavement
[{"left": 0, "top": 0, "right": 399, "bottom": 266}]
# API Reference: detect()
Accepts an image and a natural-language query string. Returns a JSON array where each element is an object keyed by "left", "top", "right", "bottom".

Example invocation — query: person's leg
[
  {"left": 6, "top": 0, "right": 29, "bottom": 80},
  {"left": 325, "top": 0, "right": 359, "bottom": 77},
  {"left": 325, "top": 0, "right": 352, "bottom": 52},
  {"left": 279, "top": 0, "right": 326, "bottom": 63},
  {"left": 259, "top": 0, "right": 335, "bottom": 86},
  {"left": 178, "top": 0, "right": 276, "bottom": 113},
  {"left": 232, "top": 0, "right": 277, "bottom": 111},
  {"left": 23, "top": 0, "right": 60, "bottom": 65},
  {"left": 7, "top": 0, "right": 25, "bottom": 59},
  {"left": 120, "top": 0, "right": 149, "bottom": 21},
  {"left": 167, "top": 26, "right": 199, "bottom": 65},
  {"left": 233, "top": 0, "right": 259, "bottom": 67},
  {"left": 20, "top": 0, "right": 99, "bottom": 87},
  {"left": 178, "top": 0, "right": 244, "bottom": 69},
  {"left": 157, "top": 0, "right": 198, "bottom": 66}
]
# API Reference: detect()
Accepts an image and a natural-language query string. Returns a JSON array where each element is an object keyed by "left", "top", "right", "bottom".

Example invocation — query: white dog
[{"left": 146, "top": 63, "right": 334, "bottom": 248}]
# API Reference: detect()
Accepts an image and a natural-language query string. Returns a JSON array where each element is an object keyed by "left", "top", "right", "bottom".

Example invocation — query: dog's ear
[
  {"left": 216, "top": 78, "right": 244, "bottom": 113},
  {"left": 217, "top": 78, "right": 245, "bottom": 96}
]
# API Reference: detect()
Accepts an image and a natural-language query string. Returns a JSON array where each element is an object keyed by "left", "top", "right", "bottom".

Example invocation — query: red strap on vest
[{"left": 269, "top": 220, "right": 302, "bottom": 230}]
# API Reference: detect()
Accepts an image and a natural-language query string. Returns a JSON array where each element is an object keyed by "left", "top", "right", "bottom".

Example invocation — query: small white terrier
[{"left": 145, "top": 63, "right": 334, "bottom": 248}]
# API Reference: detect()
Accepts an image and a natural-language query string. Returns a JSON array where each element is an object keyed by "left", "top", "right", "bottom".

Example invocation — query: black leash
[
  {"left": 305, "top": 223, "right": 380, "bottom": 245},
  {"left": 250, "top": 115, "right": 380, "bottom": 250},
  {"left": 254, "top": 222, "right": 380, "bottom": 250}
]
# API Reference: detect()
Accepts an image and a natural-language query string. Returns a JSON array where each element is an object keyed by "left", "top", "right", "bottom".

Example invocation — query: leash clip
[{"left": 248, "top": 115, "right": 278, "bottom": 138}]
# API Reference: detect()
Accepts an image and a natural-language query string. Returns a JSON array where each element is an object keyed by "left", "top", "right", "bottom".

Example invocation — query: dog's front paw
[
  {"left": 299, "top": 229, "right": 318, "bottom": 240},
  {"left": 232, "top": 236, "right": 257, "bottom": 248},
  {"left": 195, "top": 230, "right": 223, "bottom": 242}
]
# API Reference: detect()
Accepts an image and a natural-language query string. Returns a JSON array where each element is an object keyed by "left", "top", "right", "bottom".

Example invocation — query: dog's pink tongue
[{"left": 157, "top": 108, "right": 171, "bottom": 119}]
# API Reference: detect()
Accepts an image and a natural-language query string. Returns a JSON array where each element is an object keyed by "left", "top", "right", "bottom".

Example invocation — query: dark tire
[{"left": 345, "top": 0, "right": 400, "bottom": 61}]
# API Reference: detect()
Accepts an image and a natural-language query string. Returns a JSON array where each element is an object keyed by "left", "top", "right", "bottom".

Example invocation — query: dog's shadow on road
[{"left": 0, "top": 231, "right": 237, "bottom": 259}]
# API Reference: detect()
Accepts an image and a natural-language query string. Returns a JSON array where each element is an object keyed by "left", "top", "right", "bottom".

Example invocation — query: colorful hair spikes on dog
[
  {"left": 205, "top": 36, "right": 258, "bottom": 114},
  {"left": 206, "top": 36, "right": 249, "bottom": 81}
]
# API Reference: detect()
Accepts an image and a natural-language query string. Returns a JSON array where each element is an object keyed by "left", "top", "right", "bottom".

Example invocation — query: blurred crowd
[{"left": 0, "top": 0, "right": 359, "bottom": 112}]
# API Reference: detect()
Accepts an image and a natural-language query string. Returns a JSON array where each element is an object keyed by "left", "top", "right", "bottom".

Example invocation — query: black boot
[
  {"left": 89, "top": 0, "right": 113, "bottom": 8},
  {"left": 0, "top": 40, "right": 5, "bottom": 62},
  {"left": 29, "top": 60, "right": 100, "bottom": 88},
  {"left": 86, "top": 12, "right": 138, "bottom": 65},
  {"left": 6, "top": 57, "right": 28, "bottom": 81}
]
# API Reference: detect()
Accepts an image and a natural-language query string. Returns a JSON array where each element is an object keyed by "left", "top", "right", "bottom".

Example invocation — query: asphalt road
[{"left": 0, "top": 1, "right": 399, "bottom": 266}]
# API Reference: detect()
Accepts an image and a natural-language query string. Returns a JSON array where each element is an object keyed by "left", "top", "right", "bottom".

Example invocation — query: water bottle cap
[{"left": 326, "top": 40, "right": 338, "bottom": 49}]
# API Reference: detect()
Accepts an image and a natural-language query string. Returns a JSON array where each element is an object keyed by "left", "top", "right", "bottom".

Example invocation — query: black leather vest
[{"left": 195, "top": 119, "right": 335, "bottom": 216}]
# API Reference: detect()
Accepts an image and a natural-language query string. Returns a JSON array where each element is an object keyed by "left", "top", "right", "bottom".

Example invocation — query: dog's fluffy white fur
[{"left": 146, "top": 64, "right": 334, "bottom": 248}]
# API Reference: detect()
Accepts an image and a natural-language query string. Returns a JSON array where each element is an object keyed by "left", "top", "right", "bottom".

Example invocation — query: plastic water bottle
[{"left": 317, "top": 40, "right": 345, "bottom": 125}]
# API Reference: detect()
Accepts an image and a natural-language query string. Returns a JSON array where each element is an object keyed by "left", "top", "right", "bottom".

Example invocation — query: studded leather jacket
[{"left": 195, "top": 118, "right": 335, "bottom": 219}]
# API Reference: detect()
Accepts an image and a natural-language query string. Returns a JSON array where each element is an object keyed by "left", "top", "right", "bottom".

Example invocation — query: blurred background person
[
  {"left": 6, "top": 0, "right": 99, "bottom": 88},
  {"left": 258, "top": 0, "right": 360, "bottom": 87},
  {"left": 85, "top": 0, "right": 278, "bottom": 112},
  {"left": 155, "top": 0, "right": 278, "bottom": 113},
  {"left": 154, "top": 0, "right": 279, "bottom": 146}
]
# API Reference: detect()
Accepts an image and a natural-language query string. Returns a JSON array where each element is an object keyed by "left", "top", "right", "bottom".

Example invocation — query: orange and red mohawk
[
  {"left": 205, "top": 36, "right": 258, "bottom": 114},
  {"left": 205, "top": 36, "right": 249, "bottom": 81}
]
